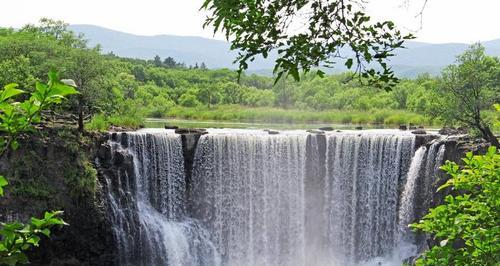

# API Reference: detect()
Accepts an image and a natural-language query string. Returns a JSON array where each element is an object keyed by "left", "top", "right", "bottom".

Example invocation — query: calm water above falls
[{"left": 104, "top": 129, "right": 446, "bottom": 266}]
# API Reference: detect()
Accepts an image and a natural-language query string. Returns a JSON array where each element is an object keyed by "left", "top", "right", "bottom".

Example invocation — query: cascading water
[
  {"left": 322, "top": 133, "right": 415, "bottom": 265},
  {"left": 104, "top": 131, "right": 220, "bottom": 266},
  {"left": 190, "top": 131, "right": 308, "bottom": 266},
  {"left": 103, "top": 129, "right": 447, "bottom": 266}
]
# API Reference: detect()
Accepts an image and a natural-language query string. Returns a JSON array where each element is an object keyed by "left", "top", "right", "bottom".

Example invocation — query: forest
[{"left": 1, "top": 20, "right": 498, "bottom": 134}]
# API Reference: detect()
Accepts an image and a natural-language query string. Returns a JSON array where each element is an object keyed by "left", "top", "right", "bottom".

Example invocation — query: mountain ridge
[{"left": 69, "top": 24, "right": 500, "bottom": 77}]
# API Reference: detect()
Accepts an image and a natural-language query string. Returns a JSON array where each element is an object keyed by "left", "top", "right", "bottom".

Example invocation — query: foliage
[
  {"left": 411, "top": 147, "right": 500, "bottom": 265},
  {"left": 1, "top": 20, "right": 499, "bottom": 132},
  {"left": 86, "top": 113, "right": 144, "bottom": 131},
  {"left": 0, "top": 211, "right": 67, "bottom": 265},
  {"left": 165, "top": 105, "right": 433, "bottom": 125},
  {"left": 201, "top": 0, "right": 413, "bottom": 89},
  {"left": 429, "top": 44, "right": 500, "bottom": 146},
  {"left": 0, "top": 72, "right": 75, "bottom": 265},
  {"left": 0, "top": 71, "right": 78, "bottom": 155}
]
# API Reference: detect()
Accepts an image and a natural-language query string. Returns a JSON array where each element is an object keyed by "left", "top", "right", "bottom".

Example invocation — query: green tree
[
  {"left": 201, "top": 0, "right": 413, "bottom": 89},
  {"left": 411, "top": 147, "right": 500, "bottom": 265},
  {"left": 153, "top": 55, "right": 162, "bottom": 67},
  {"left": 432, "top": 44, "right": 500, "bottom": 147},
  {"left": 64, "top": 48, "right": 108, "bottom": 131}
]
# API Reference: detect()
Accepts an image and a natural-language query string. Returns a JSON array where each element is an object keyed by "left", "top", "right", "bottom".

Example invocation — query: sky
[{"left": 0, "top": 0, "right": 499, "bottom": 44}]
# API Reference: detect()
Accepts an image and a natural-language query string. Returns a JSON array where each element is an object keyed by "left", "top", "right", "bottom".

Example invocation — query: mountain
[{"left": 69, "top": 24, "right": 500, "bottom": 77}]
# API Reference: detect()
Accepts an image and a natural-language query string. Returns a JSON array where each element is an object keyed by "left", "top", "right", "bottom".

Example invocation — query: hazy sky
[{"left": 0, "top": 0, "right": 499, "bottom": 44}]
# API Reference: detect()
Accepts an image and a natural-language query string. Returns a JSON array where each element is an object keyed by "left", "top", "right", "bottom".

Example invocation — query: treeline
[{"left": 0, "top": 19, "right": 498, "bottom": 133}]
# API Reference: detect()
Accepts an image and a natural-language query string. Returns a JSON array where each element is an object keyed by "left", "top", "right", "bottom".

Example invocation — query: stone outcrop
[{"left": 0, "top": 129, "right": 115, "bottom": 266}]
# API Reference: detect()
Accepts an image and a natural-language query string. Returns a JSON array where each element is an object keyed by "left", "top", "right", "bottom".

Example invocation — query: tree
[
  {"left": 411, "top": 147, "right": 500, "bottom": 265},
  {"left": 163, "top": 56, "right": 177, "bottom": 68},
  {"left": 200, "top": 62, "right": 208, "bottom": 70},
  {"left": 64, "top": 48, "right": 108, "bottom": 131},
  {"left": 201, "top": 0, "right": 413, "bottom": 89},
  {"left": 153, "top": 55, "right": 162, "bottom": 67},
  {"left": 432, "top": 44, "right": 499, "bottom": 147}
]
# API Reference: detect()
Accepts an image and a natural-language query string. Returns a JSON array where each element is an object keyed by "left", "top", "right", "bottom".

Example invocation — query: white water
[
  {"left": 105, "top": 132, "right": 220, "bottom": 266},
  {"left": 104, "top": 129, "right": 446, "bottom": 266},
  {"left": 322, "top": 133, "right": 415, "bottom": 265}
]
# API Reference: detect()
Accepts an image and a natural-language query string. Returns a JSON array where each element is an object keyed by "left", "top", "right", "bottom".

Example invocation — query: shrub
[{"left": 411, "top": 147, "right": 500, "bottom": 265}]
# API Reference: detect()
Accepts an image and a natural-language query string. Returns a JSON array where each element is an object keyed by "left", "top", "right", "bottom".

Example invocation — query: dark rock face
[
  {"left": 181, "top": 133, "right": 203, "bottom": 210},
  {"left": 412, "top": 129, "right": 427, "bottom": 135},
  {"left": 399, "top": 125, "right": 408, "bottom": 130},
  {"left": 318, "top": 126, "right": 334, "bottom": 131},
  {"left": 0, "top": 129, "right": 115, "bottom": 266}
]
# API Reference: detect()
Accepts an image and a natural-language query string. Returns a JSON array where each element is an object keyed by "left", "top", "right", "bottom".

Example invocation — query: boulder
[
  {"left": 268, "top": 130, "right": 279, "bottom": 135},
  {"left": 399, "top": 125, "right": 407, "bottom": 130},
  {"left": 318, "top": 126, "right": 334, "bottom": 131},
  {"left": 355, "top": 126, "right": 363, "bottom": 130},
  {"left": 165, "top": 125, "right": 179, "bottom": 129},
  {"left": 411, "top": 129, "right": 427, "bottom": 135}
]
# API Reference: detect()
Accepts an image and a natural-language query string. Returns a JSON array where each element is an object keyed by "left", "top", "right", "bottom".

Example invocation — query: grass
[
  {"left": 86, "top": 113, "right": 144, "bottom": 131},
  {"left": 165, "top": 105, "right": 437, "bottom": 126}
]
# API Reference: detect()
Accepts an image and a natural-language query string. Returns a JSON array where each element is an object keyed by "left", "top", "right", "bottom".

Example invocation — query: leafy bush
[
  {"left": 0, "top": 72, "right": 74, "bottom": 265},
  {"left": 411, "top": 147, "right": 500, "bottom": 265}
]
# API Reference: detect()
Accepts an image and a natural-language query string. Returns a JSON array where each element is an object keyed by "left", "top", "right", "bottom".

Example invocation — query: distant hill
[{"left": 69, "top": 24, "right": 500, "bottom": 78}]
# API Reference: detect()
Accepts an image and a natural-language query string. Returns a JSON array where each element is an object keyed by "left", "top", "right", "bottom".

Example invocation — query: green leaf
[
  {"left": 0, "top": 175, "right": 8, "bottom": 196},
  {"left": 10, "top": 140, "right": 19, "bottom": 151},
  {"left": 345, "top": 58, "right": 353, "bottom": 69},
  {"left": 0, "top": 84, "right": 25, "bottom": 102}
]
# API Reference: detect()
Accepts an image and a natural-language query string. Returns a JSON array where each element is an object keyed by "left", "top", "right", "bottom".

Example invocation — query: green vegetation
[
  {"left": 202, "top": 0, "right": 413, "bottom": 89},
  {"left": 1, "top": 19, "right": 499, "bottom": 142},
  {"left": 427, "top": 44, "right": 499, "bottom": 147},
  {"left": 411, "top": 147, "right": 500, "bottom": 265},
  {"left": 0, "top": 72, "right": 75, "bottom": 264},
  {"left": 165, "top": 105, "right": 434, "bottom": 126}
]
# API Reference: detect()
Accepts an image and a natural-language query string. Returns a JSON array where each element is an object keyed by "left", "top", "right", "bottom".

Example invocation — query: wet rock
[
  {"left": 418, "top": 125, "right": 425, "bottom": 129},
  {"left": 175, "top": 128, "right": 207, "bottom": 135},
  {"left": 268, "top": 130, "right": 279, "bottom": 135},
  {"left": 120, "top": 132, "right": 128, "bottom": 147},
  {"left": 411, "top": 129, "right": 427, "bottom": 135},
  {"left": 399, "top": 125, "right": 407, "bottom": 130},
  {"left": 318, "top": 126, "right": 334, "bottom": 131},
  {"left": 97, "top": 144, "right": 112, "bottom": 163},
  {"left": 165, "top": 125, "right": 179, "bottom": 129},
  {"left": 110, "top": 132, "right": 118, "bottom": 141},
  {"left": 409, "top": 126, "right": 417, "bottom": 130},
  {"left": 306, "top": 129, "right": 325, "bottom": 134},
  {"left": 355, "top": 126, "right": 363, "bottom": 130},
  {"left": 109, "top": 125, "right": 129, "bottom": 132}
]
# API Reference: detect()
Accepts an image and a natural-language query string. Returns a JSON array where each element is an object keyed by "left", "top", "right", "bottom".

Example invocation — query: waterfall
[
  {"left": 104, "top": 132, "right": 220, "bottom": 266},
  {"left": 322, "top": 133, "right": 415, "bottom": 265},
  {"left": 397, "top": 141, "right": 446, "bottom": 261},
  {"left": 190, "top": 131, "right": 308, "bottom": 266},
  {"left": 102, "top": 129, "right": 447, "bottom": 266},
  {"left": 398, "top": 146, "right": 427, "bottom": 247}
]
